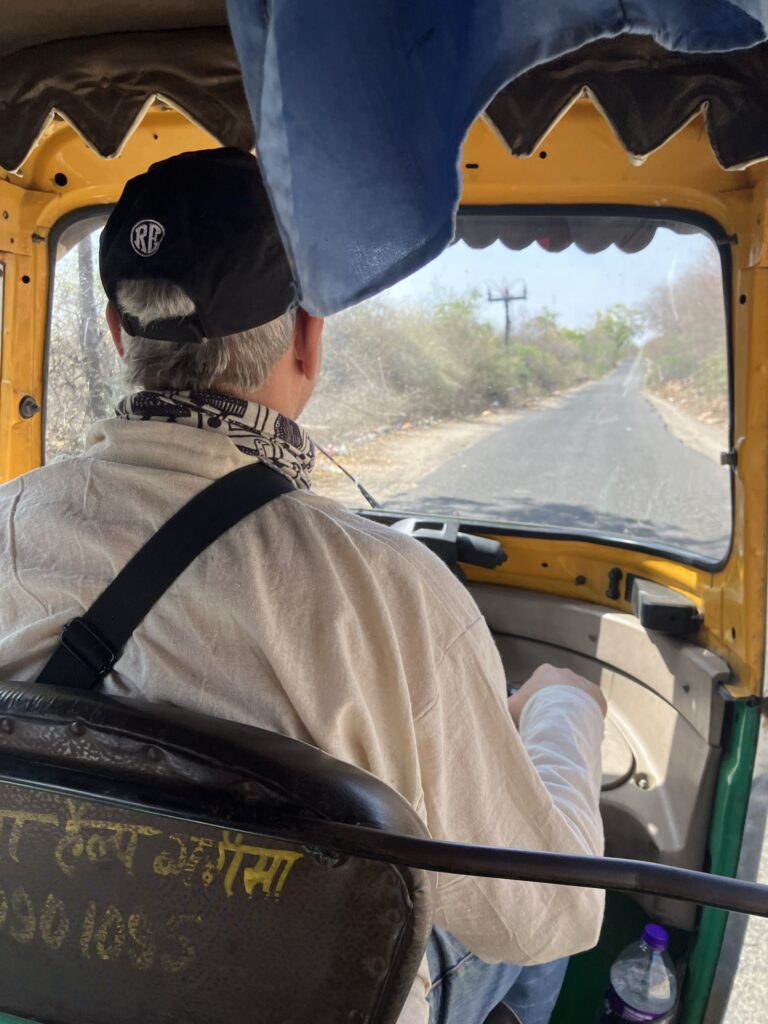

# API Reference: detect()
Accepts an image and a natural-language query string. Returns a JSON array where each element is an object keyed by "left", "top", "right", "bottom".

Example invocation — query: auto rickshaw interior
[{"left": 1, "top": 10, "right": 767, "bottom": 1024}]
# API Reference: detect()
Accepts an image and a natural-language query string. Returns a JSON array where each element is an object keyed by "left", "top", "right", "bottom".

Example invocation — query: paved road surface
[{"left": 394, "top": 358, "right": 730, "bottom": 561}]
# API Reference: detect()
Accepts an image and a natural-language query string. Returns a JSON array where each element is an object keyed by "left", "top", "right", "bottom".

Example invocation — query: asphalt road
[{"left": 393, "top": 359, "right": 731, "bottom": 561}]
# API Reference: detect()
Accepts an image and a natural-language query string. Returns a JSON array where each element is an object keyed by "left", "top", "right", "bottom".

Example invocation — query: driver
[{"left": 0, "top": 148, "right": 606, "bottom": 1024}]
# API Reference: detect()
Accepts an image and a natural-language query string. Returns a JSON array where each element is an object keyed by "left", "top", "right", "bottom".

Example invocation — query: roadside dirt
[
  {"left": 651, "top": 379, "right": 728, "bottom": 428},
  {"left": 642, "top": 392, "right": 726, "bottom": 464},
  {"left": 309, "top": 409, "right": 522, "bottom": 504}
]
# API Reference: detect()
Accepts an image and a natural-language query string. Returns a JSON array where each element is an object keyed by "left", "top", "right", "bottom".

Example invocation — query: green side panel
[
  {"left": 0, "top": 1015, "right": 39, "bottom": 1023},
  {"left": 552, "top": 702, "right": 759, "bottom": 1024},
  {"left": 678, "top": 702, "right": 761, "bottom": 1024}
]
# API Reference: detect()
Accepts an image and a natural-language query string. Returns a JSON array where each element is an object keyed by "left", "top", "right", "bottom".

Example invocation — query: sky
[
  {"left": 63, "top": 217, "right": 720, "bottom": 340},
  {"left": 378, "top": 225, "right": 719, "bottom": 333}
]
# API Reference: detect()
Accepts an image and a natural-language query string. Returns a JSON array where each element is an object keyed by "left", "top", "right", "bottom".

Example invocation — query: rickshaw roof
[
  {"left": 2, "top": 3, "right": 768, "bottom": 316},
  {"left": 0, "top": 0, "right": 227, "bottom": 56},
  {"left": 2, "top": 4, "right": 767, "bottom": 175},
  {"left": 0, "top": 2, "right": 250, "bottom": 173}
]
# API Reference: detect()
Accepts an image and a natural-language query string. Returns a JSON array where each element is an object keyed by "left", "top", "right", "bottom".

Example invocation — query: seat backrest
[{"left": 0, "top": 682, "right": 432, "bottom": 1024}]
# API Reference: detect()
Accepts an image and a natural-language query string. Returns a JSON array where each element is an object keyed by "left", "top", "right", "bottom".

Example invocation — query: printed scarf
[{"left": 116, "top": 389, "right": 315, "bottom": 490}]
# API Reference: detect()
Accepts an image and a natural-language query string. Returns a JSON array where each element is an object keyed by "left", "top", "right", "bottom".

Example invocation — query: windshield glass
[
  {"left": 47, "top": 209, "right": 731, "bottom": 564},
  {"left": 305, "top": 212, "right": 730, "bottom": 563}
]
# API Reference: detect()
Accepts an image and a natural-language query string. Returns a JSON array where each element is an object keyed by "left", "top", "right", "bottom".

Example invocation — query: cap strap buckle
[{"left": 120, "top": 311, "right": 205, "bottom": 344}]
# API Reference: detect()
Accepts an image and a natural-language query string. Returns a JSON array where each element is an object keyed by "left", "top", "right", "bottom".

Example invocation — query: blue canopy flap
[{"left": 226, "top": 0, "right": 768, "bottom": 316}]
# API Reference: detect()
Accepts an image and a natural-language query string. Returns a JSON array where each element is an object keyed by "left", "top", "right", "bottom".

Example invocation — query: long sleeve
[
  {"left": 518, "top": 685, "right": 605, "bottom": 864},
  {"left": 416, "top": 618, "right": 605, "bottom": 965}
]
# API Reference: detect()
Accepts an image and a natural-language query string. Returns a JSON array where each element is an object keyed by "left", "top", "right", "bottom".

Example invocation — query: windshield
[
  {"left": 47, "top": 209, "right": 731, "bottom": 565},
  {"left": 305, "top": 212, "right": 730, "bottom": 563}
]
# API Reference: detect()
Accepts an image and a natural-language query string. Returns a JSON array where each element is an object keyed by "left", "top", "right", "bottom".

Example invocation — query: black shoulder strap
[{"left": 36, "top": 461, "right": 295, "bottom": 690}]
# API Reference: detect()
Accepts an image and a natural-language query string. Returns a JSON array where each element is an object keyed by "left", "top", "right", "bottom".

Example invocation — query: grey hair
[{"left": 116, "top": 279, "right": 296, "bottom": 392}]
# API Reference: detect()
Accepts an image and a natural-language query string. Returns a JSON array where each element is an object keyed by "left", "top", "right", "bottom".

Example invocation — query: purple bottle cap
[{"left": 643, "top": 923, "right": 669, "bottom": 951}]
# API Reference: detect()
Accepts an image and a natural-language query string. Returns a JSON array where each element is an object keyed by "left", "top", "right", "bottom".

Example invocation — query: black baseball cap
[{"left": 99, "top": 148, "right": 296, "bottom": 343}]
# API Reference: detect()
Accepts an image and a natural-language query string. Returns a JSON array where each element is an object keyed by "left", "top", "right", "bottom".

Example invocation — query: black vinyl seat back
[{"left": 0, "top": 681, "right": 432, "bottom": 1024}]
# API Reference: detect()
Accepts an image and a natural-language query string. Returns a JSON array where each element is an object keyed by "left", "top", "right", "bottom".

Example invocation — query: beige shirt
[{"left": 0, "top": 418, "right": 605, "bottom": 1023}]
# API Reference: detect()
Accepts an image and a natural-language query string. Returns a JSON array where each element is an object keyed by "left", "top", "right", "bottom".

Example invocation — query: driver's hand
[{"left": 508, "top": 663, "right": 607, "bottom": 727}]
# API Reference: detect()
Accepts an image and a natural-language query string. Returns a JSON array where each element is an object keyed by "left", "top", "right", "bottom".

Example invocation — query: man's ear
[
  {"left": 105, "top": 302, "right": 124, "bottom": 357},
  {"left": 292, "top": 307, "right": 324, "bottom": 382}
]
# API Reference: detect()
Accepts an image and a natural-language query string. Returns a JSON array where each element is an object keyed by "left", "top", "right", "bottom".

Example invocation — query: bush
[
  {"left": 306, "top": 293, "right": 642, "bottom": 448},
  {"left": 694, "top": 351, "right": 728, "bottom": 398},
  {"left": 507, "top": 344, "right": 562, "bottom": 398},
  {"left": 645, "top": 334, "right": 697, "bottom": 385}
]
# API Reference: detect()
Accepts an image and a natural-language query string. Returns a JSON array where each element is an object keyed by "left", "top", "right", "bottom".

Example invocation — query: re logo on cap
[{"left": 130, "top": 219, "right": 165, "bottom": 257}]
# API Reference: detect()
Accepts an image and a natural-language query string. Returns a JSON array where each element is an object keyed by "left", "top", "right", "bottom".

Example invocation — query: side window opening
[{"left": 46, "top": 214, "right": 118, "bottom": 462}]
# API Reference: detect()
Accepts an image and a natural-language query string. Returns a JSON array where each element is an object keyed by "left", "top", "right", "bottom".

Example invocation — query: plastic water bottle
[{"left": 601, "top": 923, "right": 678, "bottom": 1021}]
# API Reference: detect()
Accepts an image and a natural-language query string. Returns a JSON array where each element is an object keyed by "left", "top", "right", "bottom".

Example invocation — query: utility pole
[{"left": 487, "top": 281, "right": 527, "bottom": 346}]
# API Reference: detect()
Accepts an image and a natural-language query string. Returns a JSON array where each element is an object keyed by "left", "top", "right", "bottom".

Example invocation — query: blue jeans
[{"left": 427, "top": 927, "right": 568, "bottom": 1024}]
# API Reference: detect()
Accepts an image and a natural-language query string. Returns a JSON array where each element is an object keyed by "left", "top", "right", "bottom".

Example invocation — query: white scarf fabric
[{"left": 116, "top": 389, "right": 315, "bottom": 490}]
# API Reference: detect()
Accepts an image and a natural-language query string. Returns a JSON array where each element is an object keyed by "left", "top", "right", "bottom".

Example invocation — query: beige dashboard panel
[{"left": 471, "top": 584, "right": 729, "bottom": 744}]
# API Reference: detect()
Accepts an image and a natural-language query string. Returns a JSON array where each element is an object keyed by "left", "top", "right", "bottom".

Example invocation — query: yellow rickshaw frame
[{"left": 2, "top": 99, "right": 766, "bottom": 698}]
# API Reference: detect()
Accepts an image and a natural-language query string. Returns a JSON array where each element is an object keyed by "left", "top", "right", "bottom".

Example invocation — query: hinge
[{"left": 720, "top": 448, "right": 738, "bottom": 468}]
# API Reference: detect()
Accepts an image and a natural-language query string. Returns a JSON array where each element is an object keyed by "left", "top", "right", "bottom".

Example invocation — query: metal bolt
[
  {"left": 0, "top": 718, "right": 14, "bottom": 734},
  {"left": 69, "top": 720, "right": 86, "bottom": 737},
  {"left": 19, "top": 396, "right": 40, "bottom": 420},
  {"left": 635, "top": 773, "right": 651, "bottom": 790},
  {"left": 310, "top": 849, "right": 346, "bottom": 869},
  {"left": 146, "top": 746, "right": 163, "bottom": 762}
]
